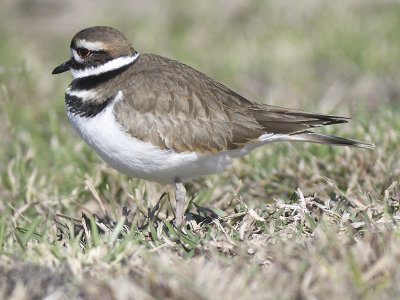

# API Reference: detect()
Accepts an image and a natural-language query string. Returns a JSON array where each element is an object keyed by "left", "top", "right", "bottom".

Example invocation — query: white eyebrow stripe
[
  {"left": 75, "top": 39, "right": 106, "bottom": 51},
  {"left": 70, "top": 53, "right": 140, "bottom": 79}
]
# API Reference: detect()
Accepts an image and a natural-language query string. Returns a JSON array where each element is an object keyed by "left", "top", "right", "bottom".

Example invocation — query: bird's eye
[{"left": 77, "top": 48, "right": 91, "bottom": 58}]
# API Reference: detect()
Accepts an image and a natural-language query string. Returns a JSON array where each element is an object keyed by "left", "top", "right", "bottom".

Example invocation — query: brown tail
[{"left": 290, "top": 131, "right": 375, "bottom": 149}]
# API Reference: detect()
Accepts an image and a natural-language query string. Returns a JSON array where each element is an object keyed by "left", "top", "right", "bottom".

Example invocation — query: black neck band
[{"left": 65, "top": 94, "right": 113, "bottom": 118}]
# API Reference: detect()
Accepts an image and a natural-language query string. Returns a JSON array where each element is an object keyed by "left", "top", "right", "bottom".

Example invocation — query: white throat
[{"left": 70, "top": 52, "right": 140, "bottom": 79}]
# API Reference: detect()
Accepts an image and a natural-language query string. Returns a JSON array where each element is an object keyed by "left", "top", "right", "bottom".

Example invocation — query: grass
[{"left": 1, "top": 0, "right": 400, "bottom": 299}]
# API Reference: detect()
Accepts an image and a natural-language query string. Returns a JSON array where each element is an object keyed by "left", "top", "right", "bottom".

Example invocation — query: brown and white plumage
[{"left": 53, "top": 26, "right": 374, "bottom": 227}]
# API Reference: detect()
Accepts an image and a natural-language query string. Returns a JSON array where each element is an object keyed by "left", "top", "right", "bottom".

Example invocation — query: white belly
[
  {"left": 66, "top": 91, "right": 237, "bottom": 184},
  {"left": 66, "top": 91, "right": 294, "bottom": 184}
]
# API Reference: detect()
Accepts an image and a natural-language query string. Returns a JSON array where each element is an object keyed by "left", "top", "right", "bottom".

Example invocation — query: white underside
[{"left": 67, "top": 91, "right": 294, "bottom": 184}]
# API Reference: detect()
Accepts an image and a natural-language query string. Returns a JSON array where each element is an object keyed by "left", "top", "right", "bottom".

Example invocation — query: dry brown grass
[{"left": 1, "top": 0, "right": 400, "bottom": 299}]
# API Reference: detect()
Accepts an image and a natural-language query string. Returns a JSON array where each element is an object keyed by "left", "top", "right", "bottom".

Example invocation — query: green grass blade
[
  {"left": 164, "top": 220, "right": 178, "bottom": 238},
  {"left": 20, "top": 217, "right": 42, "bottom": 245},
  {"left": 90, "top": 216, "right": 100, "bottom": 247},
  {"left": 305, "top": 213, "right": 318, "bottom": 232},
  {"left": 0, "top": 215, "right": 6, "bottom": 248},
  {"left": 164, "top": 220, "right": 198, "bottom": 247},
  {"left": 109, "top": 216, "right": 126, "bottom": 245},
  {"left": 149, "top": 221, "right": 159, "bottom": 242},
  {"left": 212, "top": 207, "right": 228, "bottom": 217}
]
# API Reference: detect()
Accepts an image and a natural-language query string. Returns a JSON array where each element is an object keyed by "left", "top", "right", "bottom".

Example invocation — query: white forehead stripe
[
  {"left": 75, "top": 39, "right": 106, "bottom": 51},
  {"left": 70, "top": 52, "right": 140, "bottom": 79}
]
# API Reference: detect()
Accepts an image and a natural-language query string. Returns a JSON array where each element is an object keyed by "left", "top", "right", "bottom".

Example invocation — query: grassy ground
[{"left": 0, "top": 0, "right": 400, "bottom": 299}]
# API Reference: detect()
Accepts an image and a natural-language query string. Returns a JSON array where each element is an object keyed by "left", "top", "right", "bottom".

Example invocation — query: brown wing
[{"left": 114, "top": 54, "right": 348, "bottom": 154}]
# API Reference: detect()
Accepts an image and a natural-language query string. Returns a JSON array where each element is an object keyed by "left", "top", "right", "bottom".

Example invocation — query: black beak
[{"left": 52, "top": 59, "right": 72, "bottom": 74}]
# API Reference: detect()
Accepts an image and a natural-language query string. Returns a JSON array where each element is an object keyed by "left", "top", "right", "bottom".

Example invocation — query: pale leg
[{"left": 174, "top": 178, "right": 186, "bottom": 229}]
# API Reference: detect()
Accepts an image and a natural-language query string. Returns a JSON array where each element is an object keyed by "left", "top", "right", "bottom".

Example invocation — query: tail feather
[{"left": 291, "top": 131, "right": 375, "bottom": 149}]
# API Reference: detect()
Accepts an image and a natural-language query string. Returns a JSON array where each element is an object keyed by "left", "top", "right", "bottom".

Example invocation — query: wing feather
[{"left": 113, "top": 54, "right": 349, "bottom": 154}]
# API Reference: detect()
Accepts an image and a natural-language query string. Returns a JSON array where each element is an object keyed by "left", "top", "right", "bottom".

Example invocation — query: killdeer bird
[{"left": 52, "top": 26, "right": 374, "bottom": 228}]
